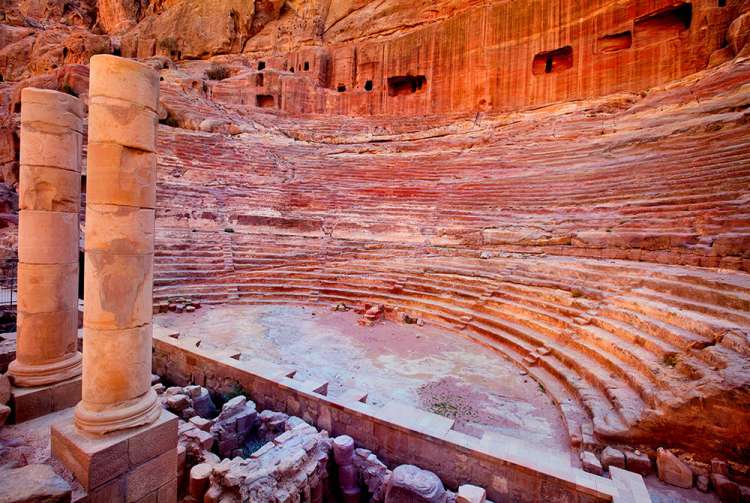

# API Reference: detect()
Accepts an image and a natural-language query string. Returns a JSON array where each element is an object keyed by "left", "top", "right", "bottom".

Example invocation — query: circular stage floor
[{"left": 156, "top": 303, "right": 570, "bottom": 454}]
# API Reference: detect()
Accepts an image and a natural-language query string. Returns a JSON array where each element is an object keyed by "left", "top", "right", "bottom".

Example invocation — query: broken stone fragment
[
  {"left": 184, "top": 385, "right": 202, "bottom": 398},
  {"left": 712, "top": 458, "right": 730, "bottom": 476},
  {"left": 219, "top": 395, "right": 247, "bottom": 419},
  {"left": 0, "top": 464, "right": 71, "bottom": 502},
  {"left": 286, "top": 416, "right": 307, "bottom": 430},
  {"left": 181, "top": 406, "right": 197, "bottom": 420},
  {"left": 625, "top": 450, "right": 651, "bottom": 476},
  {"left": 696, "top": 475, "right": 710, "bottom": 493},
  {"left": 0, "top": 373, "right": 9, "bottom": 405},
  {"left": 189, "top": 462, "right": 212, "bottom": 501},
  {"left": 580, "top": 451, "right": 603, "bottom": 476},
  {"left": 191, "top": 388, "right": 217, "bottom": 418},
  {"left": 0, "top": 404, "right": 9, "bottom": 426},
  {"left": 183, "top": 428, "right": 214, "bottom": 451},
  {"left": 657, "top": 448, "right": 693, "bottom": 489},
  {"left": 601, "top": 446, "right": 625, "bottom": 471},
  {"left": 166, "top": 393, "right": 190, "bottom": 412},
  {"left": 712, "top": 473, "right": 740, "bottom": 503},
  {"left": 457, "top": 484, "right": 486, "bottom": 503},
  {"left": 189, "top": 415, "right": 213, "bottom": 431},
  {"left": 385, "top": 465, "right": 448, "bottom": 503}
]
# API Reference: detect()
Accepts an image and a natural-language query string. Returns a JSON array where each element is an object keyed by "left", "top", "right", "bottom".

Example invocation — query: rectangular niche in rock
[
  {"left": 532, "top": 46, "right": 574, "bottom": 75},
  {"left": 635, "top": 3, "right": 692, "bottom": 42},
  {"left": 256, "top": 95, "right": 275, "bottom": 108},
  {"left": 597, "top": 31, "right": 633, "bottom": 53},
  {"left": 387, "top": 75, "right": 427, "bottom": 97}
]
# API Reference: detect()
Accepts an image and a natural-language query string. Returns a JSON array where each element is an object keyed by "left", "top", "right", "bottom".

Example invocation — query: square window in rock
[
  {"left": 387, "top": 75, "right": 427, "bottom": 97},
  {"left": 364, "top": 80, "right": 373, "bottom": 91},
  {"left": 304, "top": 61, "right": 310, "bottom": 71},
  {"left": 635, "top": 3, "right": 692, "bottom": 42},
  {"left": 532, "top": 46, "right": 573, "bottom": 75},
  {"left": 256, "top": 94, "right": 275, "bottom": 108},
  {"left": 258, "top": 61, "right": 266, "bottom": 70},
  {"left": 597, "top": 31, "right": 633, "bottom": 53},
  {"left": 337, "top": 84, "right": 346, "bottom": 92}
]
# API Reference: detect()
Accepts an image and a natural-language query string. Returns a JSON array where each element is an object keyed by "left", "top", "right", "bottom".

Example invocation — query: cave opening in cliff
[
  {"left": 635, "top": 3, "right": 692, "bottom": 42},
  {"left": 304, "top": 61, "right": 310, "bottom": 71},
  {"left": 337, "top": 84, "right": 346, "bottom": 92},
  {"left": 256, "top": 94, "right": 275, "bottom": 108},
  {"left": 387, "top": 75, "right": 427, "bottom": 96},
  {"left": 258, "top": 61, "right": 265, "bottom": 70},
  {"left": 719, "top": 0, "right": 726, "bottom": 5},
  {"left": 364, "top": 80, "right": 373, "bottom": 91},
  {"left": 532, "top": 46, "right": 573, "bottom": 75},
  {"left": 256, "top": 73, "right": 264, "bottom": 87},
  {"left": 597, "top": 31, "right": 632, "bottom": 53}
]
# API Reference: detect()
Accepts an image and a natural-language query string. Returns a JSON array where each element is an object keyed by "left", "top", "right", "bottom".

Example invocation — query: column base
[
  {"left": 51, "top": 408, "right": 178, "bottom": 503},
  {"left": 7, "top": 351, "right": 82, "bottom": 387},
  {"left": 74, "top": 388, "right": 161, "bottom": 435},
  {"left": 9, "top": 374, "right": 82, "bottom": 423}
]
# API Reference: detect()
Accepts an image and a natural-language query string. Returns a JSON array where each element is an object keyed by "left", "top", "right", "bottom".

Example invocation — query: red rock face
[
  {"left": 246, "top": 0, "right": 740, "bottom": 115},
  {"left": 1, "top": 0, "right": 750, "bottom": 471}
]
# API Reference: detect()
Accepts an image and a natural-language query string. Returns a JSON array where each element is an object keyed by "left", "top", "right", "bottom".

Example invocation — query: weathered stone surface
[
  {"left": 0, "top": 403, "right": 9, "bottom": 426},
  {"left": 74, "top": 55, "right": 161, "bottom": 435},
  {"left": 600, "top": 446, "right": 625, "bottom": 471},
  {"left": 385, "top": 465, "right": 448, "bottom": 503},
  {"left": 624, "top": 450, "right": 651, "bottom": 477},
  {"left": 712, "top": 473, "right": 741, "bottom": 503},
  {"left": 0, "top": 464, "right": 71, "bottom": 502},
  {"left": 457, "top": 484, "right": 486, "bottom": 503},
  {"left": 8, "top": 87, "right": 82, "bottom": 388},
  {"left": 0, "top": 373, "right": 10, "bottom": 404},
  {"left": 656, "top": 448, "right": 693, "bottom": 489},
  {"left": 580, "top": 451, "right": 603, "bottom": 476},
  {"left": 203, "top": 413, "right": 331, "bottom": 503},
  {"left": 728, "top": 12, "right": 750, "bottom": 56},
  {"left": 712, "top": 458, "right": 730, "bottom": 476},
  {"left": 118, "top": 0, "right": 284, "bottom": 59},
  {"left": 697, "top": 475, "right": 710, "bottom": 493}
]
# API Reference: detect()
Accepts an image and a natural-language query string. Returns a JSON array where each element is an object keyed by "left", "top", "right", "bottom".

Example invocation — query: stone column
[
  {"left": 74, "top": 55, "right": 161, "bottom": 434},
  {"left": 7, "top": 88, "right": 83, "bottom": 387},
  {"left": 333, "top": 435, "right": 360, "bottom": 503}
]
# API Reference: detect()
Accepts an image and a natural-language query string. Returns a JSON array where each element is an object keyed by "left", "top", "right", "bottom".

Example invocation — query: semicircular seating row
[{"left": 152, "top": 229, "right": 750, "bottom": 459}]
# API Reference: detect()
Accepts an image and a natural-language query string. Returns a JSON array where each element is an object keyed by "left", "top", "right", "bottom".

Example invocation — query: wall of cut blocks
[{"left": 152, "top": 330, "right": 649, "bottom": 503}]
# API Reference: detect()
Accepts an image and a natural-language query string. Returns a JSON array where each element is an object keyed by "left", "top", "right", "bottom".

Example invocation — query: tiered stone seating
[
  {"left": 149, "top": 58, "right": 750, "bottom": 462},
  {"left": 153, "top": 247, "right": 750, "bottom": 458}
]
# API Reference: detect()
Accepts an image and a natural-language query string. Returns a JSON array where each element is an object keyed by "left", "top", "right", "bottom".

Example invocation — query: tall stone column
[
  {"left": 74, "top": 55, "right": 161, "bottom": 434},
  {"left": 8, "top": 88, "right": 83, "bottom": 387}
]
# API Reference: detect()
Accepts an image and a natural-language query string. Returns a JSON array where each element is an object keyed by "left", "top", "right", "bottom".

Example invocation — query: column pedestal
[
  {"left": 51, "top": 409, "right": 178, "bottom": 503},
  {"left": 9, "top": 375, "right": 81, "bottom": 424}
]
